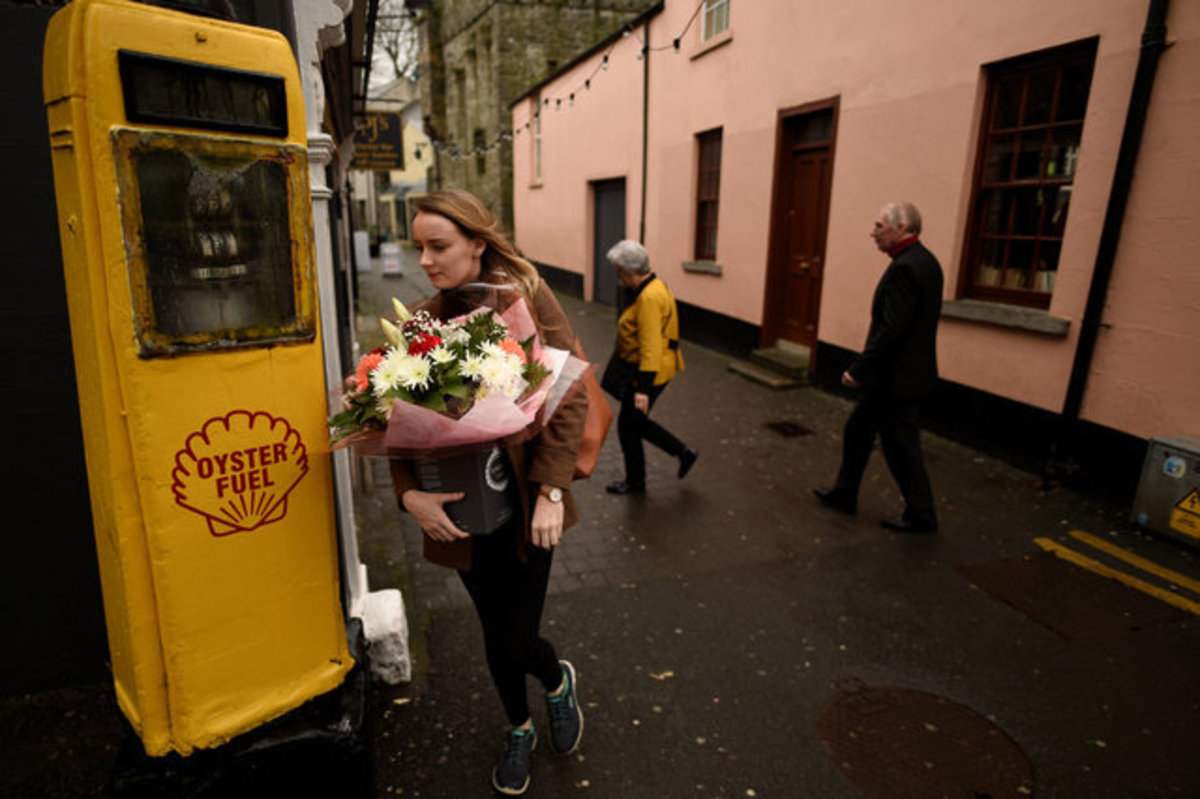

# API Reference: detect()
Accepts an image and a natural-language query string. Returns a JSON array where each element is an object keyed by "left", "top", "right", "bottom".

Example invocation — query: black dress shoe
[
  {"left": 812, "top": 486, "right": 856, "bottom": 514},
  {"left": 880, "top": 516, "right": 938, "bottom": 534},
  {"left": 606, "top": 481, "right": 645, "bottom": 495},
  {"left": 677, "top": 448, "right": 699, "bottom": 479}
]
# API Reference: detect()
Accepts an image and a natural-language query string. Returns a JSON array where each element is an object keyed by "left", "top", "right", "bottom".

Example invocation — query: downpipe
[{"left": 1043, "top": 0, "right": 1170, "bottom": 489}]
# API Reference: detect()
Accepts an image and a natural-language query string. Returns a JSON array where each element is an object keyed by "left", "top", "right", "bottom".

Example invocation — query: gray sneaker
[
  {"left": 545, "top": 660, "right": 583, "bottom": 755},
  {"left": 491, "top": 724, "right": 536, "bottom": 795}
]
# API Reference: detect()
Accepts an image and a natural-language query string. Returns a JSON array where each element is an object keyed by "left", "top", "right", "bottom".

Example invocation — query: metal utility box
[
  {"left": 43, "top": 0, "right": 352, "bottom": 757},
  {"left": 1132, "top": 436, "right": 1200, "bottom": 549}
]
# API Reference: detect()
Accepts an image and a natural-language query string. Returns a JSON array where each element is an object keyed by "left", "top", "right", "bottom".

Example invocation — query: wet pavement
[
  {"left": 354, "top": 250, "right": 1200, "bottom": 798},
  {"left": 4, "top": 247, "right": 1199, "bottom": 798}
]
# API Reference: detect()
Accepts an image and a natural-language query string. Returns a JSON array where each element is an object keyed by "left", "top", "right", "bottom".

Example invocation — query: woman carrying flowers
[{"left": 389, "top": 189, "right": 586, "bottom": 796}]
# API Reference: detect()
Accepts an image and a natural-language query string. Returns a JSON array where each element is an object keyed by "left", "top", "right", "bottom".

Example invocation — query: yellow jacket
[{"left": 617, "top": 274, "right": 684, "bottom": 389}]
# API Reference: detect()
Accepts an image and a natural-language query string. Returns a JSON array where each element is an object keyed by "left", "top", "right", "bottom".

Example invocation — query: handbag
[
  {"left": 600, "top": 348, "right": 637, "bottom": 399},
  {"left": 572, "top": 340, "right": 613, "bottom": 479}
]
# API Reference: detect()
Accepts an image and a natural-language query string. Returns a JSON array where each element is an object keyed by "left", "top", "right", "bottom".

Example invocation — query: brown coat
[{"left": 389, "top": 279, "right": 588, "bottom": 570}]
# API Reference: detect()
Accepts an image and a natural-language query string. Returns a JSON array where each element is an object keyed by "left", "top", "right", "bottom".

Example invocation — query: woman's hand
[
  {"left": 633, "top": 391, "right": 650, "bottom": 414},
  {"left": 402, "top": 489, "right": 469, "bottom": 542},
  {"left": 530, "top": 494, "right": 565, "bottom": 549}
]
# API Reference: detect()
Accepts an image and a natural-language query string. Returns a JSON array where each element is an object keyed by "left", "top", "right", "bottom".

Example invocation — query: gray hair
[
  {"left": 880, "top": 201, "right": 923, "bottom": 235},
  {"left": 605, "top": 239, "right": 651, "bottom": 275}
]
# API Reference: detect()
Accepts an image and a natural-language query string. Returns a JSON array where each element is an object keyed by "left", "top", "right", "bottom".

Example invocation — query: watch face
[{"left": 546, "top": 487, "right": 563, "bottom": 502}]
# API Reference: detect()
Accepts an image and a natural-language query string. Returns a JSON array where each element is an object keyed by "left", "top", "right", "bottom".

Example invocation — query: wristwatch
[{"left": 539, "top": 485, "right": 563, "bottom": 503}]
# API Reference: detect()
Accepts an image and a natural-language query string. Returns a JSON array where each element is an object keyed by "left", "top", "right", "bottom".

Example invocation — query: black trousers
[
  {"left": 459, "top": 525, "right": 562, "bottom": 726},
  {"left": 617, "top": 382, "right": 686, "bottom": 487},
  {"left": 834, "top": 392, "right": 936, "bottom": 525}
]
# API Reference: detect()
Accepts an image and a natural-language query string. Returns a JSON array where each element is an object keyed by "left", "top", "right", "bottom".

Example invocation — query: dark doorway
[
  {"left": 763, "top": 102, "right": 838, "bottom": 352},
  {"left": 591, "top": 178, "right": 626, "bottom": 307}
]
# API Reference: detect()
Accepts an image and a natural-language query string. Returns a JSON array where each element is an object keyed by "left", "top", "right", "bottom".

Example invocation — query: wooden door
[
  {"left": 764, "top": 105, "right": 836, "bottom": 349},
  {"left": 591, "top": 178, "right": 625, "bottom": 307}
]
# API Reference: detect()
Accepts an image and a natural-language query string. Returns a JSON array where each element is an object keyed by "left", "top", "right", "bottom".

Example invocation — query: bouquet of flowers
[
  {"left": 329, "top": 290, "right": 585, "bottom": 457},
  {"left": 329, "top": 289, "right": 587, "bottom": 535}
]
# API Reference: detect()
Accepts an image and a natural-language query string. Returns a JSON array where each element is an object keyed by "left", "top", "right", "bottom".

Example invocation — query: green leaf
[{"left": 443, "top": 379, "right": 471, "bottom": 398}]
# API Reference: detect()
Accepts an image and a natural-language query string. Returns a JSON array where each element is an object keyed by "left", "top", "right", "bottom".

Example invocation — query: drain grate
[
  {"left": 764, "top": 420, "right": 813, "bottom": 438},
  {"left": 816, "top": 680, "right": 1034, "bottom": 799}
]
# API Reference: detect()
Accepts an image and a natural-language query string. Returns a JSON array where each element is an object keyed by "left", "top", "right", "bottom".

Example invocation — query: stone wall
[{"left": 418, "top": 0, "right": 656, "bottom": 233}]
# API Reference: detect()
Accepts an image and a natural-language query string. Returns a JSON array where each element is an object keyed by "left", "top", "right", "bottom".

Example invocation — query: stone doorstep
[
  {"left": 727, "top": 360, "right": 805, "bottom": 390},
  {"left": 749, "top": 344, "right": 811, "bottom": 380}
]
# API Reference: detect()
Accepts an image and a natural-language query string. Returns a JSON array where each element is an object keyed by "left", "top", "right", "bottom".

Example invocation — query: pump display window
[{"left": 113, "top": 129, "right": 316, "bottom": 357}]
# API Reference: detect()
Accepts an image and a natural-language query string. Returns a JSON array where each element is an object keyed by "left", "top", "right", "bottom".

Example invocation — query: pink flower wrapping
[{"left": 332, "top": 294, "right": 585, "bottom": 458}]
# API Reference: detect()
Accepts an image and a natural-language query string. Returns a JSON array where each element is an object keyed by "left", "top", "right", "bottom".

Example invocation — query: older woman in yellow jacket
[{"left": 605, "top": 240, "right": 699, "bottom": 494}]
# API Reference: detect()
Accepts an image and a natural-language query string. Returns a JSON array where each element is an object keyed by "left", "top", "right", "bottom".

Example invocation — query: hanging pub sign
[{"left": 351, "top": 111, "right": 404, "bottom": 171}]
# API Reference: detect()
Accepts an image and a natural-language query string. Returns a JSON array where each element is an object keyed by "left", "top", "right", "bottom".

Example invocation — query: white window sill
[
  {"left": 941, "top": 299, "right": 1070, "bottom": 336},
  {"left": 690, "top": 29, "right": 733, "bottom": 61},
  {"left": 682, "top": 260, "right": 722, "bottom": 276}
]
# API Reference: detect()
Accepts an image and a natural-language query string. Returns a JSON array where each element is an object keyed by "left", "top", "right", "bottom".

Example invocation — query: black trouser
[
  {"left": 617, "top": 382, "right": 686, "bottom": 487},
  {"left": 834, "top": 392, "right": 936, "bottom": 525},
  {"left": 459, "top": 524, "right": 562, "bottom": 726}
]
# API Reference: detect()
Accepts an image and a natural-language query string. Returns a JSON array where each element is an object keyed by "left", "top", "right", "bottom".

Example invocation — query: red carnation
[{"left": 408, "top": 333, "right": 443, "bottom": 356}]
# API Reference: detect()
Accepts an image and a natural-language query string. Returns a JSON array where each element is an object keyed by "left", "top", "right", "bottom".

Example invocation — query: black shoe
[
  {"left": 606, "top": 481, "right": 645, "bottom": 495},
  {"left": 545, "top": 660, "right": 583, "bottom": 755},
  {"left": 492, "top": 725, "right": 536, "bottom": 795},
  {"left": 677, "top": 448, "right": 699, "bottom": 479},
  {"left": 812, "top": 486, "right": 856, "bottom": 514},
  {"left": 880, "top": 516, "right": 938, "bottom": 534}
]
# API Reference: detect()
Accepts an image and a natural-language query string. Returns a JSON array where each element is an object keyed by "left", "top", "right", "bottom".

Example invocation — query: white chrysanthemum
[
  {"left": 478, "top": 340, "right": 506, "bottom": 360},
  {"left": 443, "top": 327, "right": 471, "bottom": 347},
  {"left": 459, "top": 354, "right": 484, "bottom": 380},
  {"left": 479, "top": 355, "right": 525, "bottom": 398},
  {"left": 371, "top": 350, "right": 408, "bottom": 397},
  {"left": 376, "top": 398, "right": 395, "bottom": 420},
  {"left": 428, "top": 346, "right": 456, "bottom": 365},
  {"left": 395, "top": 354, "right": 432, "bottom": 390}
]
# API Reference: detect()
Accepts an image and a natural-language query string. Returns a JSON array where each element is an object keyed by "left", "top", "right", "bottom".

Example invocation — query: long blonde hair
[{"left": 413, "top": 189, "right": 541, "bottom": 306}]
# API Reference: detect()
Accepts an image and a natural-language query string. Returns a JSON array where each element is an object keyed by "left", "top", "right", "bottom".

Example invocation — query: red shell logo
[{"left": 172, "top": 410, "right": 309, "bottom": 537}]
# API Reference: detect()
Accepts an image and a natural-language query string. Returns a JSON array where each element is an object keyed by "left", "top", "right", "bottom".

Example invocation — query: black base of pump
[{"left": 109, "top": 618, "right": 372, "bottom": 798}]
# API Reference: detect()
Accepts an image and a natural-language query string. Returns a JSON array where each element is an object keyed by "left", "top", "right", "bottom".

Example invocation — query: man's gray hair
[
  {"left": 606, "top": 239, "right": 651, "bottom": 275},
  {"left": 880, "top": 201, "right": 923, "bottom": 235}
]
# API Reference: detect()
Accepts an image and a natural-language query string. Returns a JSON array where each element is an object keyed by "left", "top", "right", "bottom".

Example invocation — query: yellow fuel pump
[{"left": 43, "top": 0, "right": 352, "bottom": 756}]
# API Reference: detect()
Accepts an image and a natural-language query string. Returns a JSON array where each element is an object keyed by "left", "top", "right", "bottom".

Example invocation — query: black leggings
[
  {"left": 617, "top": 382, "right": 686, "bottom": 486},
  {"left": 459, "top": 525, "right": 562, "bottom": 726}
]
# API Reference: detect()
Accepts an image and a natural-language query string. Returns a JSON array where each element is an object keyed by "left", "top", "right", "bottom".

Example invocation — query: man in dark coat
[{"left": 814, "top": 201, "right": 944, "bottom": 532}]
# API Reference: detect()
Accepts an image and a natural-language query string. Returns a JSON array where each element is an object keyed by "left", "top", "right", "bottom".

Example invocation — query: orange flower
[
  {"left": 355, "top": 352, "right": 384, "bottom": 392},
  {"left": 498, "top": 338, "right": 526, "bottom": 363}
]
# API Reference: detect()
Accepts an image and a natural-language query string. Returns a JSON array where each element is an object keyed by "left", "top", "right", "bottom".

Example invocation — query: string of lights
[{"left": 421, "top": 0, "right": 709, "bottom": 163}]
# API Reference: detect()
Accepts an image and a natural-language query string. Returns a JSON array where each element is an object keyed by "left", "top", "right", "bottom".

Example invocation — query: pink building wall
[
  {"left": 512, "top": 32, "right": 646, "bottom": 300},
  {"left": 1082, "top": 0, "right": 1200, "bottom": 440},
  {"left": 513, "top": 0, "right": 1200, "bottom": 442}
]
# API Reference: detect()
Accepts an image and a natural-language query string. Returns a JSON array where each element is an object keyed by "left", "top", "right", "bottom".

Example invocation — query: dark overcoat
[{"left": 847, "top": 240, "right": 944, "bottom": 400}]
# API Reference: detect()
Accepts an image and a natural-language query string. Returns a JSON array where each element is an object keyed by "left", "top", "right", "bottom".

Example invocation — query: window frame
[
  {"left": 694, "top": 127, "right": 723, "bottom": 262},
  {"left": 959, "top": 38, "right": 1097, "bottom": 309},
  {"left": 702, "top": 0, "right": 730, "bottom": 42}
]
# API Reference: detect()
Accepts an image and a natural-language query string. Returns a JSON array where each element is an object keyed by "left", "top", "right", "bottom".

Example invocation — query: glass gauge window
[{"left": 114, "top": 130, "right": 315, "bottom": 357}]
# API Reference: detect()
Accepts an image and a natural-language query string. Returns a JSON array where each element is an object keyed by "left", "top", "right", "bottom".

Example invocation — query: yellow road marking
[
  {"left": 1033, "top": 537, "right": 1200, "bottom": 616},
  {"left": 1068, "top": 530, "right": 1200, "bottom": 596}
]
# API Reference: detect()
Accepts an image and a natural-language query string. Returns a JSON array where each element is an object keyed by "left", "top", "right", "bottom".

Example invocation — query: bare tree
[{"left": 374, "top": 0, "right": 419, "bottom": 82}]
